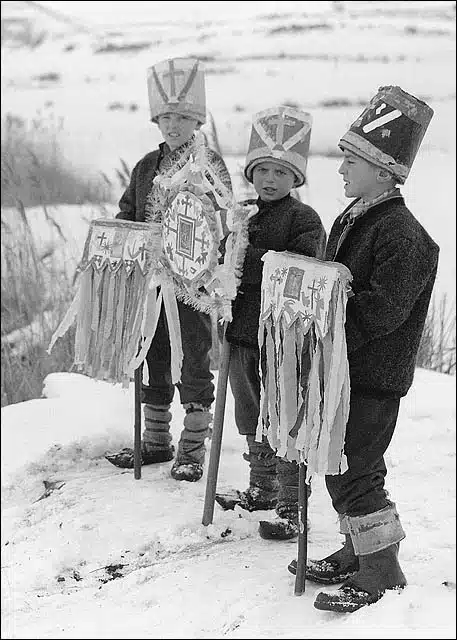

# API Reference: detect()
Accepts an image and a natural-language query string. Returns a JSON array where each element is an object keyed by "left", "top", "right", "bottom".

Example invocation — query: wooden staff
[
  {"left": 133, "top": 366, "right": 142, "bottom": 480},
  {"left": 294, "top": 463, "right": 309, "bottom": 595},
  {"left": 202, "top": 331, "right": 231, "bottom": 526}
]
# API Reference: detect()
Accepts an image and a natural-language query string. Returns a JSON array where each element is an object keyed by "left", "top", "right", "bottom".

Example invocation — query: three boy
[{"left": 106, "top": 61, "right": 439, "bottom": 614}]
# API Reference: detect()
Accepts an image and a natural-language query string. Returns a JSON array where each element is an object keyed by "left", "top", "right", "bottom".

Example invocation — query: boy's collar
[
  {"left": 256, "top": 193, "right": 292, "bottom": 208},
  {"left": 340, "top": 187, "right": 402, "bottom": 225}
]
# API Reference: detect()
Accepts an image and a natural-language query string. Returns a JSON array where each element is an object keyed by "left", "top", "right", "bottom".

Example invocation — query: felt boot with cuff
[
  {"left": 171, "top": 406, "right": 212, "bottom": 482},
  {"left": 314, "top": 504, "right": 407, "bottom": 613},
  {"left": 105, "top": 404, "right": 174, "bottom": 468}
]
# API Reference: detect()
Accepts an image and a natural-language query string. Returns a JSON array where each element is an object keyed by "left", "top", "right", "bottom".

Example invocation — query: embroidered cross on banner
[
  {"left": 270, "top": 268, "right": 286, "bottom": 297},
  {"left": 97, "top": 232, "right": 107, "bottom": 248},
  {"left": 127, "top": 242, "right": 147, "bottom": 262},
  {"left": 307, "top": 279, "right": 320, "bottom": 309}
]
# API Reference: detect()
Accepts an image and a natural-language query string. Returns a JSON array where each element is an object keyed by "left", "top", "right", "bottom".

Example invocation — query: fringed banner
[
  {"left": 48, "top": 218, "right": 165, "bottom": 387},
  {"left": 256, "top": 251, "right": 353, "bottom": 482}
]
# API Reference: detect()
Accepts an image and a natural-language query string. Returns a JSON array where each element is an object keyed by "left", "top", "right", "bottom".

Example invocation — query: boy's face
[
  {"left": 338, "top": 149, "right": 383, "bottom": 200},
  {"left": 252, "top": 161, "right": 296, "bottom": 202},
  {"left": 157, "top": 112, "right": 199, "bottom": 150}
]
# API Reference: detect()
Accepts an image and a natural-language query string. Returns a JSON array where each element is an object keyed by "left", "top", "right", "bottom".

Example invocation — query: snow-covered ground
[
  {"left": 1, "top": 367, "right": 456, "bottom": 639},
  {"left": 1, "top": 2, "right": 456, "bottom": 638}
]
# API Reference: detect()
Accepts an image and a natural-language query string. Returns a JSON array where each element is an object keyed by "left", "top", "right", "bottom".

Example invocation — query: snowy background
[{"left": 1, "top": 1, "right": 456, "bottom": 638}]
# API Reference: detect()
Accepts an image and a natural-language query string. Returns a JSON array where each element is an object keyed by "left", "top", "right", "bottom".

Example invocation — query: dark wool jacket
[
  {"left": 116, "top": 146, "right": 163, "bottom": 221},
  {"left": 326, "top": 195, "right": 439, "bottom": 398},
  {"left": 226, "top": 194, "right": 326, "bottom": 348},
  {"left": 115, "top": 142, "right": 230, "bottom": 221}
]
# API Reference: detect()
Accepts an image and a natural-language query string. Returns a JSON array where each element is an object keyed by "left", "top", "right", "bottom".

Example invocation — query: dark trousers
[
  {"left": 142, "top": 300, "right": 214, "bottom": 408},
  {"left": 325, "top": 390, "right": 400, "bottom": 517},
  {"left": 228, "top": 343, "right": 262, "bottom": 437}
]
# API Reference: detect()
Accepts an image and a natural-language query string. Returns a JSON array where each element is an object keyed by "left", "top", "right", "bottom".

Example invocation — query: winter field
[{"left": 1, "top": 1, "right": 456, "bottom": 638}]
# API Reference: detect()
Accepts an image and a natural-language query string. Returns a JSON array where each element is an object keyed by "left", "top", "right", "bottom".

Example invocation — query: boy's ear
[{"left": 377, "top": 168, "right": 396, "bottom": 184}]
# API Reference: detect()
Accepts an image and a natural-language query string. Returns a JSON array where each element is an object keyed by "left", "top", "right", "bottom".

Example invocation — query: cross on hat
[
  {"left": 163, "top": 60, "right": 185, "bottom": 100},
  {"left": 269, "top": 111, "right": 296, "bottom": 150},
  {"left": 245, "top": 106, "right": 312, "bottom": 187}
]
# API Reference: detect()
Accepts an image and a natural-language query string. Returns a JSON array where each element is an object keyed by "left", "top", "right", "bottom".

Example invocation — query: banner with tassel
[
  {"left": 47, "top": 218, "right": 167, "bottom": 387},
  {"left": 256, "top": 250, "right": 353, "bottom": 482}
]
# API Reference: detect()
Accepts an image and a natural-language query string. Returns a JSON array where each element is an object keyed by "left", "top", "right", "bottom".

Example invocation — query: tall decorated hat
[
  {"left": 147, "top": 57, "right": 206, "bottom": 124},
  {"left": 244, "top": 106, "right": 312, "bottom": 187},
  {"left": 339, "top": 85, "right": 434, "bottom": 184}
]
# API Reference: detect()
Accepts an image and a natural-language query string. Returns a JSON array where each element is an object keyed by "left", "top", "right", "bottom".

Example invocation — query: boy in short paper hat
[
  {"left": 216, "top": 106, "right": 326, "bottom": 541},
  {"left": 105, "top": 57, "right": 232, "bottom": 483},
  {"left": 287, "top": 86, "right": 440, "bottom": 612}
]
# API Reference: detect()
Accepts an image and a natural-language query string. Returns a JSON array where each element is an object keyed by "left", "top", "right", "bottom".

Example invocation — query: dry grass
[
  {"left": 1, "top": 112, "right": 111, "bottom": 208},
  {"left": 1, "top": 112, "right": 112, "bottom": 406},
  {"left": 1, "top": 226, "right": 76, "bottom": 407},
  {"left": 416, "top": 294, "right": 456, "bottom": 376}
]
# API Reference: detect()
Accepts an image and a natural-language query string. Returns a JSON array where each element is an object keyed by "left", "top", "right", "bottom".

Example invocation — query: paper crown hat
[
  {"left": 147, "top": 57, "right": 206, "bottom": 124},
  {"left": 339, "top": 85, "right": 433, "bottom": 184},
  {"left": 244, "top": 106, "right": 312, "bottom": 187}
]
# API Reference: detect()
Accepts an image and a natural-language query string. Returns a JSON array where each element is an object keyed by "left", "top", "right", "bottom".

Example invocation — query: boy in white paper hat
[
  {"left": 105, "top": 57, "right": 232, "bottom": 483},
  {"left": 216, "top": 106, "right": 326, "bottom": 541}
]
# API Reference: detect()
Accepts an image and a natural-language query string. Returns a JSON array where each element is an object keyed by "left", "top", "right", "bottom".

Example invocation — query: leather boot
[
  {"left": 238, "top": 435, "right": 279, "bottom": 510},
  {"left": 288, "top": 533, "right": 359, "bottom": 583},
  {"left": 215, "top": 435, "right": 278, "bottom": 512},
  {"left": 258, "top": 459, "right": 309, "bottom": 541}
]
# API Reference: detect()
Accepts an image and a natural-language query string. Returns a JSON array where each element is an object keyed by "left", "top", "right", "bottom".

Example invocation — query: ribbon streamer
[{"left": 256, "top": 251, "right": 353, "bottom": 481}]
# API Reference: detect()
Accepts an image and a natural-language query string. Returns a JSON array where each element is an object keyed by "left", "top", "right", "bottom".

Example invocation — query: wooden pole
[
  {"left": 202, "top": 334, "right": 231, "bottom": 526},
  {"left": 294, "top": 463, "right": 308, "bottom": 595},
  {"left": 133, "top": 366, "right": 142, "bottom": 480}
]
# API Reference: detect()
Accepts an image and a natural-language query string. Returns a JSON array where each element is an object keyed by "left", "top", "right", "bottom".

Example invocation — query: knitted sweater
[
  {"left": 226, "top": 194, "right": 326, "bottom": 348},
  {"left": 326, "top": 195, "right": 439, "bottom": 398}
]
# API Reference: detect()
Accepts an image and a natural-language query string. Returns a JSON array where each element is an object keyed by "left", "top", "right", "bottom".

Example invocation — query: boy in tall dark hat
[
  {"left": 216, "top": 106, "right": 326, "bottom": 540},
  {"left": 288, "top": 86, "right": 439, "bottom": 611},
  {"left": 105, "top": 57, "right": 232, "bottom": 482}
]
